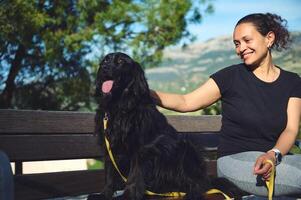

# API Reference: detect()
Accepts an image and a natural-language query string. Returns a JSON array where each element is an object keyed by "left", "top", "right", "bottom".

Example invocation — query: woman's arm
[
  {"left": 273, "top": 97, "right": 301, "bottom": 155},
  {"left": 254, "top": 97, "right": 301, "bottom": 178},
  {"left": 150, "top": 78, "right": 221, "bottom": 112}
]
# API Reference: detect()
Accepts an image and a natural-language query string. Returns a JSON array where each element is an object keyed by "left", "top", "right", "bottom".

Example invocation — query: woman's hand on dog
[{"left": 253, "top": 151, "right": 276, "bottom": 180}]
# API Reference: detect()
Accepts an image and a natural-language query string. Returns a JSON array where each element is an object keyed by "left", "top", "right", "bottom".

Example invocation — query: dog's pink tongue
[{"left": 102, "top": 80, "right": 114, "bottom": 93}]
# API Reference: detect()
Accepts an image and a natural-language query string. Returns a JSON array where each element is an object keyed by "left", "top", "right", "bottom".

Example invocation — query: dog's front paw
[{"left": 124, "top": 183, "right": 145, "bottom": 200}]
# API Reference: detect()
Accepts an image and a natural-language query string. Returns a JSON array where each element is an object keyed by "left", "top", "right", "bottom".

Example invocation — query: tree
[{"left": 0, "top": 0, "right": 213, "bottom": 110}]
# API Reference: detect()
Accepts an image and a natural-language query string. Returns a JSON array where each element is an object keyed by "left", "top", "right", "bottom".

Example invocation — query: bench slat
[
  {"left": 0, "top": 109, "right": 222, "bottom": 133},
  {"left": 0, "top": 134, "right": 103, "bottom": 162},
  {"left": 181, "top": 132, "right": 219, "bottom": 151},
  {"left": 15, "top": 169, "right": 104, "bottom": 200},
  {"left": 167, "top": 115, "right": 222, "bottom": 132},
  {"left": 0, "top": 109, "right": 95, "bottom": 134},
  {"left": 0, "top": 133, "right": 218, "bottom": 162}
]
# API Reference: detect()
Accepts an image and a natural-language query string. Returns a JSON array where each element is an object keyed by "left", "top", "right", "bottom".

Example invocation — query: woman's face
[{"left": 233, "top": 22, "right": 272, "bottom": 67}]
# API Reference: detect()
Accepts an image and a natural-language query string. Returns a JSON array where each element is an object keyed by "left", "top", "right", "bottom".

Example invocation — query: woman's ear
[{"left": 266, "top": 31, "right": 275, "bottom": 49}]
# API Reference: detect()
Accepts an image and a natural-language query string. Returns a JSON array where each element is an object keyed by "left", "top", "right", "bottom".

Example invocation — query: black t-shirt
[{"left": 210, "top": 63, "right": 301, "bottom": 158}]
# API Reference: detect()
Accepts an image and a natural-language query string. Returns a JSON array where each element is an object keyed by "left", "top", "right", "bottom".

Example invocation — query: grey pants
[
  {"left": 0, "top": 151, "right": 14, "bottom": 200},
  {"left": 217, "top": 151, "right": 301, "bottom": 197}
]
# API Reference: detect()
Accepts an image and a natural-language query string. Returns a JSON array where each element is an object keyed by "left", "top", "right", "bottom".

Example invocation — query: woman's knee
[
  {"left": 217, "top": 152, "right": 301, "bottom": 196},
  {"left": 217, "top": 153, "right": 262, "bottom": 194}
]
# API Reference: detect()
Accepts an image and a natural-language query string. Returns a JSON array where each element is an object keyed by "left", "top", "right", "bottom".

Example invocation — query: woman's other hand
[{"left": 253, "top": 151, "right": 275, "bottom": 180}]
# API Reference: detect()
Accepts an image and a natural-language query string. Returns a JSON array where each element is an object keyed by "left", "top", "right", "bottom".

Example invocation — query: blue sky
[{"left": 189, "top": 0, "right": 301, "bottom": 42}]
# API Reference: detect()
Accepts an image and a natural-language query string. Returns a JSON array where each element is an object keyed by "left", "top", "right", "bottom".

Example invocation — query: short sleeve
[
  {"left": 210, "top": 65, "right": 235, "bottom": 95},
  {"left": 290, "top": 75, "right": 301, "bottom": 98}
]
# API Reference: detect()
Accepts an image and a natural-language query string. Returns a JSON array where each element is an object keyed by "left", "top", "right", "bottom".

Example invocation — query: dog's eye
[
  {"left": 104, "top": 58, "right": 109, "bottom": 63},
  {"left": 117, "top": 58, "right": 123, "bottom": 64}
]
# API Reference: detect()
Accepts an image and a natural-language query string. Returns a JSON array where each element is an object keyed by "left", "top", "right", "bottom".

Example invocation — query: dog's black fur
[{"left": 93, "top": 52, "right": 243, "bottom": 200}]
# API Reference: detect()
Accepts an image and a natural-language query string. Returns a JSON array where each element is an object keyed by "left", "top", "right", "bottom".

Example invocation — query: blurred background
[
  {"left": 1, "top": 0, "right": 300, "bottom": 113},
  {"left": 1, "top": 0, "right": 300, "bottom": 171}
]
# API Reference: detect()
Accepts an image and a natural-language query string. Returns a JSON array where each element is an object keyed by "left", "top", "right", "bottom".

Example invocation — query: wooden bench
[{"left": 0, "top": 109, "right": 222, "bottom": 200}]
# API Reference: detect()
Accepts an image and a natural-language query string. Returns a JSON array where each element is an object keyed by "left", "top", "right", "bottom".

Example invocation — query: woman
[{"left": 151, "top": 13, "right": 301, "bottom": 197}]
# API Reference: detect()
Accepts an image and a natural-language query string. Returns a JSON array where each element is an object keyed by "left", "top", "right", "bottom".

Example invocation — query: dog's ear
[
  {"left": 119, "top": 60, "right": 151, "bottom": 111},
  {"left": 132, "top": 61, "right": 149, "bottom": 97},
  {"left": 120, "top": 61, "right": 150, "bottom": 110}
]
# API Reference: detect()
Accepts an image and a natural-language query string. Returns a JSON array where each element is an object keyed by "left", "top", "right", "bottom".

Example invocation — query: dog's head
[{"left": 96, "top": 52, "right": 150, "bottom": 109}]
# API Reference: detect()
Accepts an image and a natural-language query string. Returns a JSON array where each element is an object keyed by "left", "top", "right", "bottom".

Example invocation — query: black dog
[{"left": 93, "top": 52, "right": 243, "bottom": 200}]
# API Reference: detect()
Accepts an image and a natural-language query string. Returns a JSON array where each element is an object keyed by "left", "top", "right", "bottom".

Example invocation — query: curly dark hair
[{"left": 236, "top": 13, "right": 291, "bottom": 51}]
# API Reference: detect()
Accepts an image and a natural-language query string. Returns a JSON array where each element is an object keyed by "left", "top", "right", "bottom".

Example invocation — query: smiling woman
[
  {"left": 233, "top": 13, "right": 290, "bottom": 82},
  {"left": 151, "top": 13, "right": 301, "bottom": 197}
]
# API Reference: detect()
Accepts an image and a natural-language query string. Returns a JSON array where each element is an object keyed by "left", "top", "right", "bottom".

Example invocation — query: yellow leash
[
  {"left": 264, "top": 160, "right": 275, "bottom": 200},
  {"left": 103, "top": 117, "right": 232, "bottom": 199}
]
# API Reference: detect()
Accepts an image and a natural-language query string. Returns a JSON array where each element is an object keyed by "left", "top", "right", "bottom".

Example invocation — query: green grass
[{"left": 87, "top": 159, "right": 104, "bottom": 170}]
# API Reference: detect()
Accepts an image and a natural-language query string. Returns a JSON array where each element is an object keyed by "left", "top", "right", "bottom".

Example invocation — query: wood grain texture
[
  {"left": 0, "top": 109, "right": 222, "bottom": 134},
  {"left": 0, "top": 109, "right": 95, "bottom": 134},
  {"left": 0, "top": 134, "right": 103, "bottom": 162},
  {"left": 167, "top": 115, "right": 222, "bottom": 132}
]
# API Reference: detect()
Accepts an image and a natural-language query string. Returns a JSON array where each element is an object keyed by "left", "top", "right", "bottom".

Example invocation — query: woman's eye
[{"left": 245, "top": 38, "right": 252, "bottom": 43}]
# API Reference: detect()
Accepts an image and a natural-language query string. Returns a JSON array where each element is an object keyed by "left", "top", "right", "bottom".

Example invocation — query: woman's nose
[
  {"left": 236, "top": 43, "right": 246, "bottom": 56},
  {"left": 239, "top": 43, "right": 247, "bottom": 53}
]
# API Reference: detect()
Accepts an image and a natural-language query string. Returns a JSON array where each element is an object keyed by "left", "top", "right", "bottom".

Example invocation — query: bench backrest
[{"left": 0, "top": 109, "right": 221, "bottom": 200}]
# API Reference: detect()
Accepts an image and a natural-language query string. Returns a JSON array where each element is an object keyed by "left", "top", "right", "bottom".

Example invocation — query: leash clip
[{"left": 103, "top": 113, "right": 108, "bottom": 130}]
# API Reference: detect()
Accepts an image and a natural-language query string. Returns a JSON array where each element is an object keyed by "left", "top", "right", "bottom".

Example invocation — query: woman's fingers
[{"left": 255, "top": 161, "right": 272, "bottom": 175}]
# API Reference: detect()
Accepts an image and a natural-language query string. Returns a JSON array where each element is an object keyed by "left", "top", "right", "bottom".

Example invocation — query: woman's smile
[{"left": 241, "top": 51, "right": 254, "bottom": 60}]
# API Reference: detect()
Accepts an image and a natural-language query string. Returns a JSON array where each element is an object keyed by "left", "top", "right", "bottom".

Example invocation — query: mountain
[{"left": 146, "top": 32, "right": 301, "bottom": 93}]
